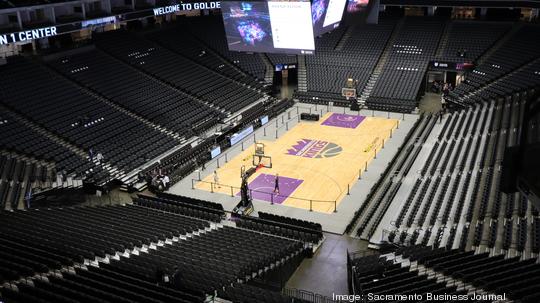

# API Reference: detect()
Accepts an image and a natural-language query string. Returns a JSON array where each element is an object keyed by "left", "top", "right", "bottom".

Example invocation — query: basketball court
[{"left": 195, "top": 112, "right": 399, "bottom": 213}]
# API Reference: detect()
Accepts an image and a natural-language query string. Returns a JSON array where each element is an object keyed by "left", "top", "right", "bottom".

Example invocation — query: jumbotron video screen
[{"left": 221, "top": 0, "right": 316, "bottom": 54}]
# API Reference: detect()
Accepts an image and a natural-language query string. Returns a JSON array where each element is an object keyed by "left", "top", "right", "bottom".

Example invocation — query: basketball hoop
[
  {"left": 252, "top": 142, "right": 272, "bottom": 168},
  {"left": 342, "top": 88, "right": 357, "bottom": 100}
]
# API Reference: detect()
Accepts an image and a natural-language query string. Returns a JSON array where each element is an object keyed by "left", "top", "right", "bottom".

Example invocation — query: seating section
[
  {"left": 349, "top": 252, "right": 465, "bottom": 301},
  {"left": 349, "top": 246, "right": 540, "bottom": 303},
  {"left": 1, "top": 267, "right": 204, "bottom": 303},
  {"left": 350, "top": 113, "right": 436, "bottom": 238},
  {"left": 0, "top": 112, "right": 108, "bottom": 185},
  {"left": 101, "top": 225, "right": 303, "bottom": 294},
  {"left": 95, "top": 30, "right": 266, "bottom": 114},
  {"left": 405, "top": 246, "right": 539, "bottom": 302},
  {"left": 448, "top": 24, "right": 540, "bottom": 101},
  {"left": 438, "top": 21, "right": 511, "bottom": 62},
  {"left": 368, "top": 18, "right": 445, "bottom": 111},
  {"left": 0, "top": 153, "right": 75, "bottom": 211},
  {"left": 0, "top": 204, "right": 207, "bottom": 279},
  {"left": 352, "top": 80, "right": 539, "bottom": 255},
  {"left": 236, "top": 214, "right": 323, "bottom": 244},
  {"left": 266, "top": 53, "right": 298, "bottom": 66},
  {"left": 134, "top": 193, "right": 225, "bottom": 222},
  {"left": 0, "top": 199, "right": 306, "bottom": 302},
  {"left": 0, "top": 57, "right": 178, "bottom": 174},
  {"left": 184, "top": 16, "right": 268, "bottom": 81},
  {"left": 298, "top": 21, "right": 394, "bottom": 98},
  {"left": 147, "top": 25, "right": 264, "bottom": 89},
  {"left": 450, "top": 58, "right": 540, "bottom": 106},
  {"left": 49, "top": 49, "right": 220, "bottom": 136}
]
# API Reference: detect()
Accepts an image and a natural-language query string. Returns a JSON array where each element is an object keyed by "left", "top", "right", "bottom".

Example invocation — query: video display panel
[
  {"left": 312, "top": 0, "right": 347, "bottom": 36},
  {"left": 221, "top": 0, "right": 315, "bottom": 54},
  {"left": 346, "top": 0, "right": 369, "bottom": 13}
]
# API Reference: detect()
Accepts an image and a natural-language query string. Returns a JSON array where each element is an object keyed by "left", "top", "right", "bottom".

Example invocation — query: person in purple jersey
[{"left": 274, "top": 173, "right": 280, "bottom": 194}]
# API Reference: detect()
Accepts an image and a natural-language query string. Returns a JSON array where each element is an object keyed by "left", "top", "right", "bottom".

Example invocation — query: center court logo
[{"left": 286, "top": 138, "right": 342, "bottom": 158}]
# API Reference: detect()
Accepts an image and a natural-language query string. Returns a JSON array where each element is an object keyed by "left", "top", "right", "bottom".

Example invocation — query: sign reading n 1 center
[
  {"left": 0, "top": 26, "right": 58, "bottom": 45},
  {"left": 153, "top": 1, "right": 221, "bottom": 15}
]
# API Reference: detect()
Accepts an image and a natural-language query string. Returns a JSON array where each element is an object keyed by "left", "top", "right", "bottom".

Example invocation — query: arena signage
[
  {"left": 153, "top": 1, "right": 221, "bottom": 15},
  {"left": 82, "top": 16, "right": 118, "bottom": 28},
  {"left": 286, "top": 139, "right": 343, "bottom": 158},
  {"left": 430, "top": 61, "right": 474, "bottom": 71},
  {"left": 0, "top": 26, "right": 58, "bottom": 45},
  {"left": 230, "top": 125, "right": 254, "bottom": 146},
  {"left": 210, "top": 146, "right": 221, "bottom": 159}
]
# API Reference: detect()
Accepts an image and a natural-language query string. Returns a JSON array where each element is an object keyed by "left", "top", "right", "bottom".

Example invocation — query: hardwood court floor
[{"left": 196, "top": 112, "right": 398, "bottom": 213}]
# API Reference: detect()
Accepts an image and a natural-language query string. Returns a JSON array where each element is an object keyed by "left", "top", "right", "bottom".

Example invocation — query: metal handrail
[{"left": 193, "top": 179, "right": 338, "bottom": 213}]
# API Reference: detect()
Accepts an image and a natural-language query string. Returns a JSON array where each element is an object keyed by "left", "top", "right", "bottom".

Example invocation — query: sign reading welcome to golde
[{"left": 153, "top": 1, "right": 221, "bottom": 15}]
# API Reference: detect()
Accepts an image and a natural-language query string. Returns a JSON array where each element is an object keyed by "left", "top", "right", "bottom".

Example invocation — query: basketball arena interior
[{"left": 0, "top": 0, "right": 539, "bottom": 302}]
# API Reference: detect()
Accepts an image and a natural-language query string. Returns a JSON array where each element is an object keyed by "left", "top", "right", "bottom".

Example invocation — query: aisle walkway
[{"left": 285, "top": 233, "right": 370, "bottom": 298}]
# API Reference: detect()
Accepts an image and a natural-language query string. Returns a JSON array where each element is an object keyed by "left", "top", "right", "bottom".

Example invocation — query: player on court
[
  {"left": 273, "top": 173, "right": 280, "bottom": 194},
  {"left": 213, "top": 170, "right": 220, "bottom": 188}
]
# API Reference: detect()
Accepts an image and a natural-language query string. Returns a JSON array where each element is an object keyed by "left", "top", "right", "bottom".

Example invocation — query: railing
[
  {"left": 282, "top": 287, "right": 341, "bottom": 303},
  {"left": 193, "top": 179, "right": 338, "bottom": 213}
]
